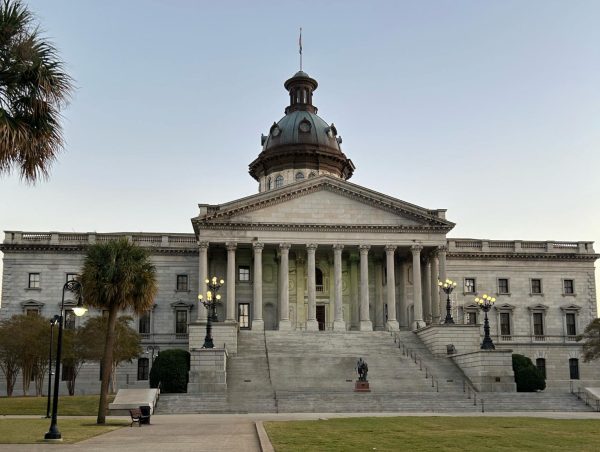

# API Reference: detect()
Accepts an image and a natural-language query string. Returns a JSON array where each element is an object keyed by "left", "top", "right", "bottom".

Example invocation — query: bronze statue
[{"left": 356, "top": 358, "right": 368, "bottom": 382}]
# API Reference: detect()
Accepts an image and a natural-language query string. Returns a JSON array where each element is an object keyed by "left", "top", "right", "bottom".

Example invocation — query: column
[
  {"left": 399, "top": 259, "right": 408, "bottom": 327},
  {"left": 430, "top": 251, "right": 440, "bottom": 323},
  {"left": 197, "top": 242, "right": 209, "bottom": 321},
  {"left": 306, "top": 244, "right": 318, "bottom": 331},
  {"left": 252, "top": 242, "right": 264, "bottom": 330},
  {"left": 278, "top": 243, "right": 292, "bottom": 331},
  {"left": 374, "top": 259, "right": 384, "bottom": 330},
  {"left": 422, "top": 258, "right": 432, "bottom": 324},
  {"left": 438, "top": 245, "right": 447, "bottom": 283},
  {"left": 411, "top": 244, "right": 424, "bottom": 330},
  {"left": 295, "top": 252, "right": 305, "bottom": 330},
  {"left": 385, "top": 245, "right": 399, "bottom": 331},
  {"left": 349, "top": 253, "right": 359, "bottom": 329},
  {"left": 359, "top": 245, "right": 373, "bottom": 331},
  {"left": 226, "top": 242, "right": 237, "bottom": 322},
  {"left": 333, "top": 244, "right": 346, "bottom": 331}
]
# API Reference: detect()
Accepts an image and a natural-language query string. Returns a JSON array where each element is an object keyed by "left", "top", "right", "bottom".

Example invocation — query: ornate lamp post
[
  {"left": 475, "top": 294, "right": 496, "bottom": 350},
  {"left": 438, "top": 278, "right": 457, "bottom": 324},
  {"left": 146, "top": 345, "right": 160, "bottom": 364},
  {"left": 44, "top": 280, "right": 87, "bottom": 441},
  {"left": 197, "top": 276, "right": 224, "bottom": 349},
  {"left": 46, "top": 315, "right": 60, "bottom": 419}
]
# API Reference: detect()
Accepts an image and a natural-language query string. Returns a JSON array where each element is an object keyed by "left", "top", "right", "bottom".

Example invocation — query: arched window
[
  {"left": 295, "top": 172, "right": 305, "bottom": 181},
  {"left": 267, "top": 177, "right": 272, "bottom": 190},
  {"left": 308, "top": 172, "right": 317, "bottom": 178},
  {"left": 275, "top": 175, "right": 284, "bottom": 188}
]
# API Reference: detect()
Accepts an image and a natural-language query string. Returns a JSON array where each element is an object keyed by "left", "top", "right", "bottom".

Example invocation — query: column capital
[
  {"left": 437, "top": 245, "right": 448, "bottom": 253},
  {"left": 198, "top": 241, "right": 209, "bottom": 250},
  {"left": 411, "top": 244, "right": 423, "bottom": 253},
  {"left": 279, "top": 243, "right": 291, "bottom": 251},
  {"left": 385, "top": 244, "right": 397, "bottom": 254},
  {"left": 306, "top": 243, "right": 318, "bottom": 251},
  {"left": 226, "top": 241, "right": 237, "bottom": 251},
  {"left": 333, "top": 244, "right": 344, "bottom": 251},
  {"left": 359, "top": 244, "right": 370, "bottom": 254},
  {"left": 252, "top": 242, "right": 264, "bottom": 251}
]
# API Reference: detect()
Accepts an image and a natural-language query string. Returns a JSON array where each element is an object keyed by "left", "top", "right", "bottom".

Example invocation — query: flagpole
[{"left": 299, "top": 27, "right": 302, "bottom": 71}]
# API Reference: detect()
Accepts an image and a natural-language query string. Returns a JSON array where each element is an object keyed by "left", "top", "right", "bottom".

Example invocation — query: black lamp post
[
  {"left": 475, "top": 294, "right": 496, "bottom": 350},
  {"left": 438, "top": 278, "right": 457, "bottom": 324},
  {"left": 44, "top": 280, "right": 87, "bottom": 441},
  {"left": 146, "top": 345, "right": 160, "bottom": 364},
  {"left": 197, "top": 276, "right": 224, "bottom": 349},
  {"left": 46, "top": 315, "right": 60, "bottom": 419}
]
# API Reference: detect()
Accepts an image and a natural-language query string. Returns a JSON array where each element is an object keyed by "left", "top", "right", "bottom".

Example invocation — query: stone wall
[
  {"left": 416, "top": 324, "right": 480, "bottom": 356},
  {"left": 187, "top": 348, "right": 227, "bottom": 393},
  {"left": 451, "top": 350, "right": 516, "bottom": 392}
]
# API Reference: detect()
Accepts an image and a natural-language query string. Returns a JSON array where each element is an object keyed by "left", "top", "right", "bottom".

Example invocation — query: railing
[{"left": 498, "top": 334, "right": 582, "bottom": 344}]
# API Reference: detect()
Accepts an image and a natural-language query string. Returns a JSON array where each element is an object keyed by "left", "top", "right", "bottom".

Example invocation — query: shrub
[
  {"left": 149, "top": 349, "right": 190, "bottom": 393},
  {"left": 512, "top": 354, "right": 546, "bottom": 392}
]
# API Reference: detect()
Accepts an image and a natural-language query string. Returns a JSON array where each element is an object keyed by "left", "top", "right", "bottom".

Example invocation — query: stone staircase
[{"left": 155, "top": 329, "right": 592, "bottom": 414}]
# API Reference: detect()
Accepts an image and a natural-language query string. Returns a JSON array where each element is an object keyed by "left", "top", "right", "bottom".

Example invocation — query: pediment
[
  {"left": 194, "top": 175, "right": 454, "bottom": 231},
  {"left": 527, "top": 303, "right": 549, "bottom": 311},
  {"left": 21, "top": 299, "right": 44, "bottom": 308},
  {"left": 494, "top": 303, "right": 515, "bottom": 311},
  {"left": 560, "top": 304, "right": 581, "bottom": 312},
  {"left": 170, "top": 300, "right": 193, "bottom": 310}
]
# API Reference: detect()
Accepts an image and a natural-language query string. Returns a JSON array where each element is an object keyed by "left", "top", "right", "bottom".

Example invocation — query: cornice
[
  {"left": 0, "top": 244, "right": 198, "bottom": 256},
  {"left": 447, "top": 251, "right": 599, "bottom": 262}
]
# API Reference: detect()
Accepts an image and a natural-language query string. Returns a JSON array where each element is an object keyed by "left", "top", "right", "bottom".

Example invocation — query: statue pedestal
[{"left": 354, "top": 381, "right": 370, "bottom": 392}]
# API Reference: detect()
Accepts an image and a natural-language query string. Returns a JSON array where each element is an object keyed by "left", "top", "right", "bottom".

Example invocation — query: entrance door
[
  {"left": 238, "top": 303, "right": 250, "bottom": 329},
  {"left": 316, "top": 305, "right": 326, "bottom": 331}
]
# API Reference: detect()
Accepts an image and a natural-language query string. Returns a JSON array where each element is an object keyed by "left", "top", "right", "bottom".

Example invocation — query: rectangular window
[
  {"left": 26, "top": 309, "right": 39, "bottom": 316},
  {"left": 533, "top": 312, "right": 544, "bottom": 336},
  {"left": 64, "top": 310, "right": 76, "bottom": 330},
  {"left": 238, "top": 303, "right": 250, "bottom": 329},
  {"left": 238, "top": 266, "right": 250, "bottom": 282},
  {"left": 137, "top": 358, "right": 149, "bottom": 381},
  {"left": 176, "top": 274, "right": 188, "bottom": 291},
  {"left": 466, "top": 312, "right": 477, "bottom": 325},
  {"left": 497, "top": 278, "right": 509, "bottom": 294},
  {"left": 569, "top": 358, "right": 580, "bottom": 380},
  {"left": 464, "top": 278, "right": 476, "bottom": 294},
  {"left": 566, "top": 313, "right": 576, "bottom": 336},
  {"left": 28, "top": 273, "right": 40, "bottom": 288},
  {"left": 139, "top": 312, "right": 151, "bottom": 335},
  {"left": 500, "top": 313, "right": 511, "bottom": 336},
  {"left": 66, "top": 273, "right": 78, "bottom": 283},
  {"left": 536, "top": 358, "right": 546, "bottom": 379},
  {"left": 563, "top": 279, "right": 574, "bottom": 295},
  {"left": 531, "top": 279, "right": 542, "bottom": 294},
  {"left": 175, "top": 310, "right": 188, "bottom": 334}
]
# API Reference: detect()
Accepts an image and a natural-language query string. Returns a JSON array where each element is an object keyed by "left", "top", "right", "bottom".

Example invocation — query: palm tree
[
  {"left": 80, "top": 238, "right": 157, "bottom": 424},
  {"left": 0, "top": 0, "right": 73, "bottom": 182}
]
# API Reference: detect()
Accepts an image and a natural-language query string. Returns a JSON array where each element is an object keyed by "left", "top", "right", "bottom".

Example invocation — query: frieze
[{"left": 195, "top": 222, "right": 450, "bottom": 234}]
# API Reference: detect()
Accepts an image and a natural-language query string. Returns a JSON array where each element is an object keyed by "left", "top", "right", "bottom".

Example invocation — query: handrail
[
  {"left": 394, "top": 333, "right": 439, "bottom": 393},
  {"left": 571, "top": 382, "right": 600, "bottom": 412}
]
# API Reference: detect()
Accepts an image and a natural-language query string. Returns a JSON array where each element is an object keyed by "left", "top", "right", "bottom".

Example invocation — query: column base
[
  {"left": 251, "top": 319, "right": 264, "bottom": 331},
  {"left": 306, "top": 319, "right": 319, "bottom": 331},
  {"left": 386, "top": 320, "right": 400, "bottom": 331},
  {"left": 333, "top": 320, "right": 346, "bottom": 331},
  {"left": 278, "top": 320, "right": 292, "bottom": 331},
  {"left": 359, "top": 320, "right": 373, "bottom": 331},
  {"left": 412, "top": 319, "right": 425, "bottom": 331}
]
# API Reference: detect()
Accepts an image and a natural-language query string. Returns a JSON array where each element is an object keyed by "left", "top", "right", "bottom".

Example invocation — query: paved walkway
[{"left": 1, "top": 411, "right": 599, "bottom": 451}]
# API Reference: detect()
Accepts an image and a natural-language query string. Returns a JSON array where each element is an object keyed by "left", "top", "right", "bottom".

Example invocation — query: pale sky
[{"left": 1, "top": 0, "right": 599, "bottom": 307}]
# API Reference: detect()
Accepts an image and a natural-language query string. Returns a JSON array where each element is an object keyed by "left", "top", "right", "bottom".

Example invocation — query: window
[
  {"left": 275, "top": 175, "right": 284, "bottom": 188},
  {"left": 139, "top": 312, "right": 151, "bottom": 335},
  {"left": 176, "top": 274, "right": 188, "bottom": 292},
  {"left": 497, "top": 278, "right": 509, "bottom": 294},
  {"left": 26, "top": 309, "right": 39, "bottom": 316},
  {"left": 62, "top": 364, "right": 75, "bottom": 382},
  {"left": 267, "top": 177, "right": 272, "bottom": 190},
  {"left": 563, "top": 279, "right": 575, "bottom": 295},
  {"left": 295, "top": 172, "right": 305, "bottom": 181},
  {"left": 466, "top": 312, "right": 477, "bottom": 325},
  {"left": 531, "top": 279, "right": 542, "bottom": 294},
  {"left": 175, "top": 310, "right": 188, "bottom": 335},
  {"left": 536, "top": 358, "right": 546, "bottom": 379},
  {"left": 238, "top": 303, "right": 250, "bottom": 329},
  {"left": 238, "top": 265, "right": 250, "bottom": 282},
  {"left": 64, "top": 309, "right": 76, "bottom": 330},
  {"left": 533, "top": 312, "right": 544, "bottom": 336},
  {"left": 500, "top": 313, "right": 511, "bottom": 336},
  {"left": 28, "top": 273, "right": 40, "bottom": 288},
  {"left": 66, "top": 273, "right": 78, "bottom": 283},
  {"left": 464, "top": 278, "right": 476, "bottom": 294},
  {"left": 569, "top": 358, "right": 580, "bottom": 380},
  {"left": 566, "top": 313, "right": 576, "bottom": 336},
  {"left": 308, "top": 172, "right": 316, "bottom": 178},
  {"left": 137, "top": 358, "right": 149, "bottom": 381}
]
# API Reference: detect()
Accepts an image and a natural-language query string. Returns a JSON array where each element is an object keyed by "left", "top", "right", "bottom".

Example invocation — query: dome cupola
[{"left": 249, "top": 71, "right": 355, "bottom": 192}]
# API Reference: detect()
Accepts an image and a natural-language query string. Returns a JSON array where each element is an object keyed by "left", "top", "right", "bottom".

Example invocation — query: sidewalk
[{"left": 1, "top": 411, "right": 598, "bottom": 452}]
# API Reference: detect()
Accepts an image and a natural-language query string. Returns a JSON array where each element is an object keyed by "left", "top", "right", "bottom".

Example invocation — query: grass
[
  {"left": 0, "top": 394, "right": 114, "bottom": 416},
  {"left": 264, "top": 416, "right": 600, "bottom": 452},
  {"left": 0, "top": 418, "right": 127, "bottom": 444}
]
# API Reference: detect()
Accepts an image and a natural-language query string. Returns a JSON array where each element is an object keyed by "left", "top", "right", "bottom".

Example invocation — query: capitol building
[{"left": 1, "top": 69, "right": 599, "bottom": 396}]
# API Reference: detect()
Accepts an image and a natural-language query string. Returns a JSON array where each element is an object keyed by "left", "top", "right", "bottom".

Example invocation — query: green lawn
[
  {"left": 264, "top": 416, "right": 600, "bottom": 452},
  {"left": 0, "top": 394, "right": 114, "bottom": 416},
  {"left": 0, "top": 418, "right": 126, "bottom": 444}
]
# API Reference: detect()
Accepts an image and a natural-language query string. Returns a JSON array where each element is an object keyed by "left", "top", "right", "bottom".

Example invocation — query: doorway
[
  {"left": 316, "top": 305, "right": 326, "bottom": 331},
  {"left": 238, "top": 303, "right": 250, "bottom": 329}
]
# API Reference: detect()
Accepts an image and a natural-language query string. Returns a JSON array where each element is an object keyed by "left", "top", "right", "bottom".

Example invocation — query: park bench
[{"left": 129, "top": 406, "right": 151, "bottom": 427}]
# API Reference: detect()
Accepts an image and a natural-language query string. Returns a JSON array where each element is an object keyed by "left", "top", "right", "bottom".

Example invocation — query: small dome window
[
  {"left": 308, "top": 172, "right": 317, "bottom": 178},
  {"left": 295, "top": 172, "right": 305, "bottom": 181},
  {"left": 299, "top": 118, "right": 311, "bottom": 133},
  {"left": 275, "top": 175, "right": 284, "bottom": 188}
]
